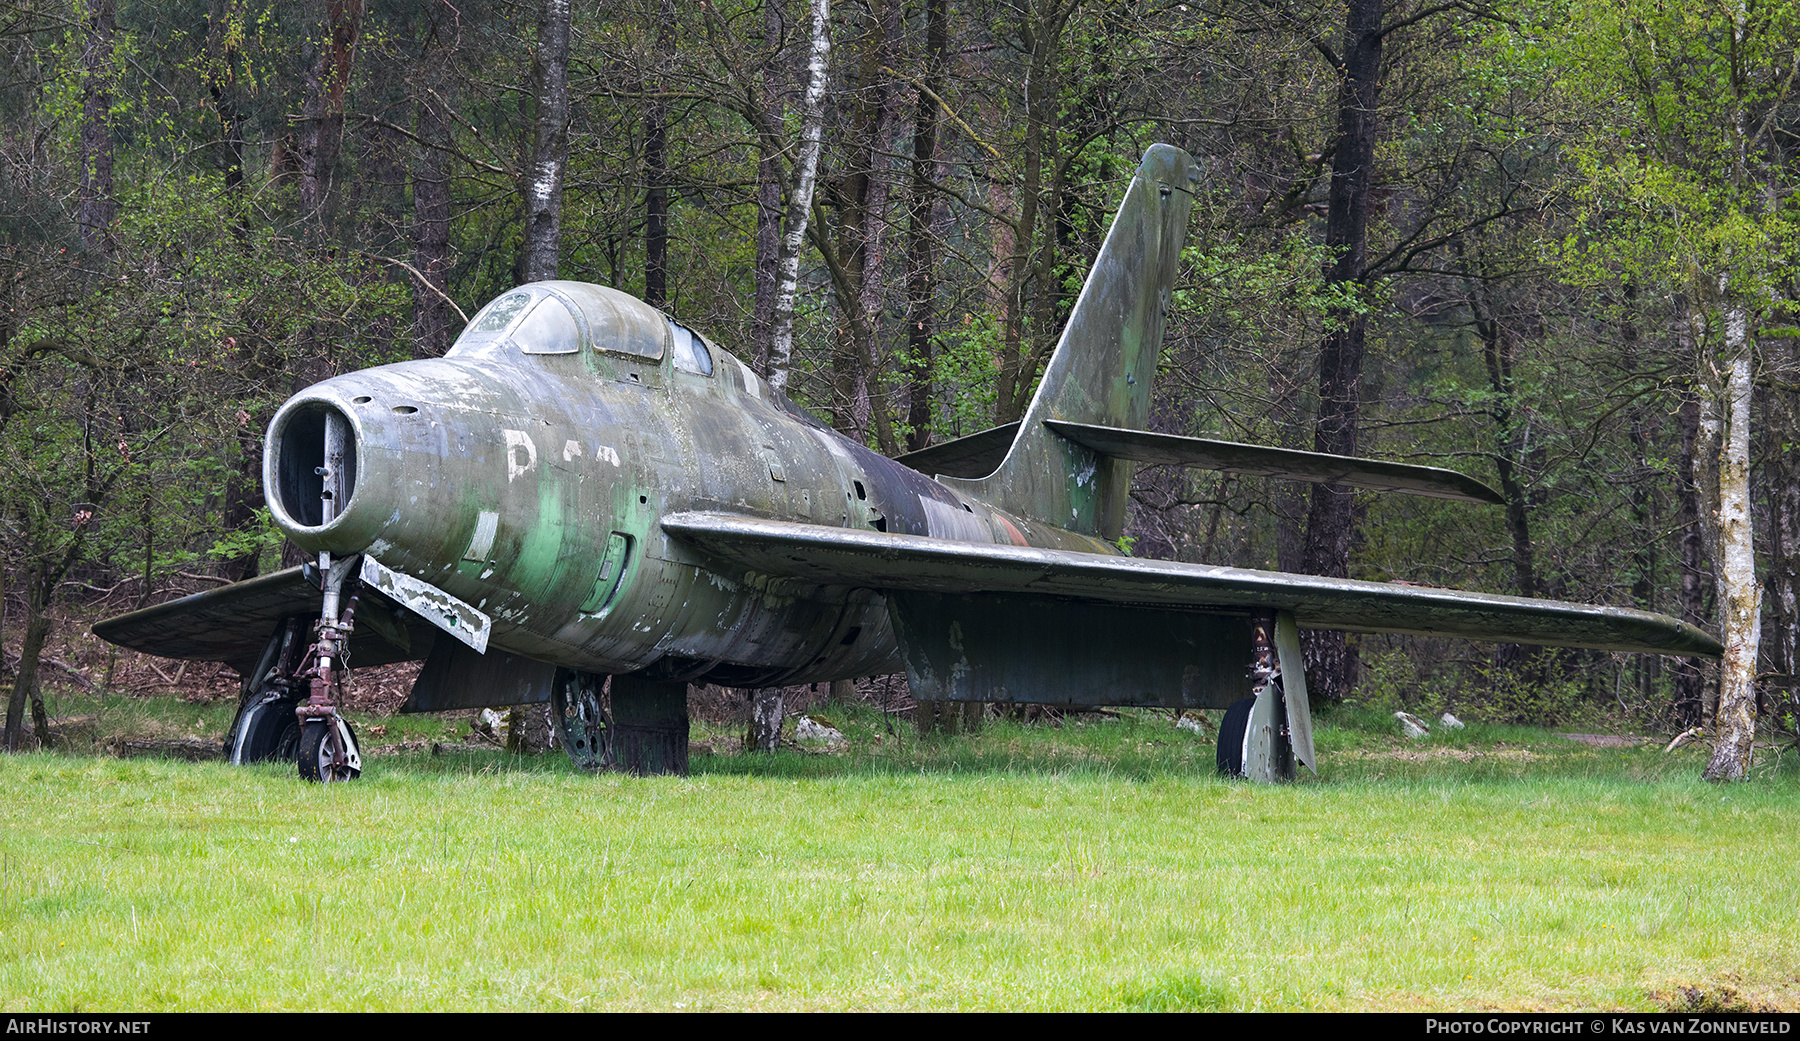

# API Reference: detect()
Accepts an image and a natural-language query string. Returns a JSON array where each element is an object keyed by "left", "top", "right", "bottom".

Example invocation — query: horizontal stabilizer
[
  {"left": 896, "top": 420, "right": 1504, "bottom": 503},
  {"left": 894, "top": 423, "right": 1020, "bottom": 479},
  {"left": 93, "top": 566, "right": 439, "bottom": 674},
  {"left": 1045, "top": 421, "right": 1505, "bottom": 504},
  {"left": 662, "top": 511, "right": 1722, "bottom": 657}
]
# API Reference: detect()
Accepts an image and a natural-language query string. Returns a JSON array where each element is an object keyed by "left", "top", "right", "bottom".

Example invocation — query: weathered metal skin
[{"left": 264, "top": 281, "right": 1107, "bottom": 690}]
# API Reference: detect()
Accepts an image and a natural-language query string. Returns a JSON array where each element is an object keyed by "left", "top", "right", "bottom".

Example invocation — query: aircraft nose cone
[
  {"left": 267, "top": 358, "right": 622, "bottom": 617},
  {"left": 265, "top": 361, "right": 561, "bottom": 566},
  {"left": 267, "top": 398, "right": 357, "bottom": 531},
  {"left": 265, "top": 380, "right": 400, "bottom": 556}
]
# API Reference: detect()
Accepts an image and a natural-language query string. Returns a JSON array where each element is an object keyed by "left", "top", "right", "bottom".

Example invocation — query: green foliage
[
  {"left": 1541, "top": 0, "right": 1800, "bottom": 309},
  {"left": 1473, "top": 657, "right": 1593, "bottom": 726},
  {"left": 205, "top": 506, "right": 285, "bottom": 574},
  {"left": 930, "top": 313, "right": 1005, "bottom": 438},
  {"left": 1175, "top": 230, "right": 1367, "bottom": 338},
  {"left": 1354, "top": 644, "right": 1592, "bottom": 725}
]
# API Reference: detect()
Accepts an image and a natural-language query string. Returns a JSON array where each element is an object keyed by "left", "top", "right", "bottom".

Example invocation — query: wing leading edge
[
  {"left": 93, "top": 566, "right": 440, "bottom": 673},
  {"left": 661, "top": 511, "right": 1722, "bottom": 657}
]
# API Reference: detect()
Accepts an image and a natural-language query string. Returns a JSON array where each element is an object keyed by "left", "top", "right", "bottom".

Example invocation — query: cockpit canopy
[{"left": 447, "top": 281, "right": 673, "bottom": 362}]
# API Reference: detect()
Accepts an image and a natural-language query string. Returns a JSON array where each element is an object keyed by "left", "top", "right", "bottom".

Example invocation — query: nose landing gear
[
  {"left": 292, "top": 552, "right": 363, "bottom": 783},
  {"left": 225, "top": 554, "right": 365, "bottom": 782},
  {"left": 289, "top": 408, "right": 363, "bottom": 784}
]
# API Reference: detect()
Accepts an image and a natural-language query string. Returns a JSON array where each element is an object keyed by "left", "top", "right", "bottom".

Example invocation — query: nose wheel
[{"left": 298, "top": 716, "right": 363, "bottom": 783}]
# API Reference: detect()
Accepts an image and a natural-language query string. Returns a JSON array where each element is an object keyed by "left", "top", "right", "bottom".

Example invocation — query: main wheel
[
  {"left": 297, "top": 717, "right": 362, "bottom": 783},
  {"left": 230, "top": 695, "right": 301, "bottom": 765},
  {"left": 1216, "top": 696, "right": 1256, "bottom": 777},
  {"left": 551, "top": 669, "right": 611, "bottom": 771}
]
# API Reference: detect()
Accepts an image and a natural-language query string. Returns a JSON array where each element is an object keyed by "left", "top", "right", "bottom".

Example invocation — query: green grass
[{"left": 4, "top": 700, "right": 1798, "bottom": 1010}]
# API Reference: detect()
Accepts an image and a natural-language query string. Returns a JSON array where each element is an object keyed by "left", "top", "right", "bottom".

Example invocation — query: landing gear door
[{"left": 1274, "top": 610, "right": 1316, "bottom": 774}]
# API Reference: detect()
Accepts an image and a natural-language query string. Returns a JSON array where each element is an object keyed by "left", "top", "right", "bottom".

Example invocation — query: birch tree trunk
[
  {"left": 520, "top": 0, "right": 571, "bottom": 283},
  {"left": 1700, "top": 0, "right": 1767, "bottom": 779},
  {"left": 766, "top": 0, "right": 832, "bottom": 395},
  {"left": 746, "top": 687, "right": 785, "bottom": 752},
  {"left": 1705, "top": 320, "right": 1760, "bottom": 780}
]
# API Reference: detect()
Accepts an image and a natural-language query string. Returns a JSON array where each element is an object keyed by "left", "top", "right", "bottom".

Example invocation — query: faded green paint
[{"left": 509, "top": 461, "right": 573, "bottom": 598}]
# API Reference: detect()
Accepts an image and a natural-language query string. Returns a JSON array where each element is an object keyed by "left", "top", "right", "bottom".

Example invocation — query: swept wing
[
  {"left": 661, "top": 511, "right": 1721, "bottom": 657},
  {"left": 93, "top": 566, "right": 439, "bottom": 673}
]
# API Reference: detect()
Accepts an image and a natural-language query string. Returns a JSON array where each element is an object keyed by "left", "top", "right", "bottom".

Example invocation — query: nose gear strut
[
  {"left": 295, "top": 410, "right": 363, "bottom": 782},
  {"left": 293, "top": 551, "right": 363, "bottom": 782}
]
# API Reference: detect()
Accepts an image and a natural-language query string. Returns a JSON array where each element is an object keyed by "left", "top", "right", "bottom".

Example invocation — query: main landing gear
[
  {"left": 1215, "top": 609, "right": 1316, "bottom": 783},
  {"left": 550, "top": 668, "right": 612, "bottom": 771}
]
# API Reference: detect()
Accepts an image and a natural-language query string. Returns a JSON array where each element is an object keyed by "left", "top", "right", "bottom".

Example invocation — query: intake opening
[{"left": 275, "top": 403, "right": 358, "bottom": 528}]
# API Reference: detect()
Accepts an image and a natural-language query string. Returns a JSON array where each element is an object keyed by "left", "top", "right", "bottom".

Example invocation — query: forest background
[{"left": 1, "top": 0, "right": 1796, "bottom": 778}]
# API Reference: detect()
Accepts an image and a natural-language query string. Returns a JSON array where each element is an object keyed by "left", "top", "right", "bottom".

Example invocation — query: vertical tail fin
[{"left": 941, "top": 144, "right": 1198, "bottom": 540}]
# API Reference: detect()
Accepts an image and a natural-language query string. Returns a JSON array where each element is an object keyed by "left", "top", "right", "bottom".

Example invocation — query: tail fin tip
[{"left": 941, "top": 144, "right": 1199, "bottom": 540}]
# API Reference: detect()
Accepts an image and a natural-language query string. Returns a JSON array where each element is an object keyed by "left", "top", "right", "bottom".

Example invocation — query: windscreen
[{"left": 447, "top": 289, "right": 581, "bottom": 358}]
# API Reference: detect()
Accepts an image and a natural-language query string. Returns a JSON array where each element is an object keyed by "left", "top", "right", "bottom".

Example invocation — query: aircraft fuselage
[{"left": 266, "top": 281, "right": 1112, "bottom": 690}]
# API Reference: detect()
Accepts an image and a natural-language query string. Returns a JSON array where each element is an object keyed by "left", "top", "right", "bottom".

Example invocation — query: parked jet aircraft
[{"left": 95, "top": 145, "right": 1720, "bottom": 783}]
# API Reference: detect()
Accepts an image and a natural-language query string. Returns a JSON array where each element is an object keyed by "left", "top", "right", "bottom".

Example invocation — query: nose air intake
[{"left": 273, "top": 402, "right": 358, "bottom": 529}]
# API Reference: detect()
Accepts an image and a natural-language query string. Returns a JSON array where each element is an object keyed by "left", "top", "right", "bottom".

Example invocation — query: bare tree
[
  {"left": 1295, "top": 0, "right": 1384, "bottom": 703},
  {"left": 901, "top": 0, "right": 948, "bottom": 451},
  {"left": 642, "top": 0, "right": 677, "bottom": 307},
  {"left": 296, "top": 0, "right": 365, "bottom": 222},
  {"left": 750, "top": 1, "right": 791, "bottom": 372},
  {"left": 409, "top": 6, "right": 459, "bottom": 357},
  {"left": 76, "top": 0, "right": 116, "bottom": 253}
]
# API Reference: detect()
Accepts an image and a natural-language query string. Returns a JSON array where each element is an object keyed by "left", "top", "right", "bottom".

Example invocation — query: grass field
[{"left": 4, "top": 696, "right": 1798, "bottom": 1011}]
